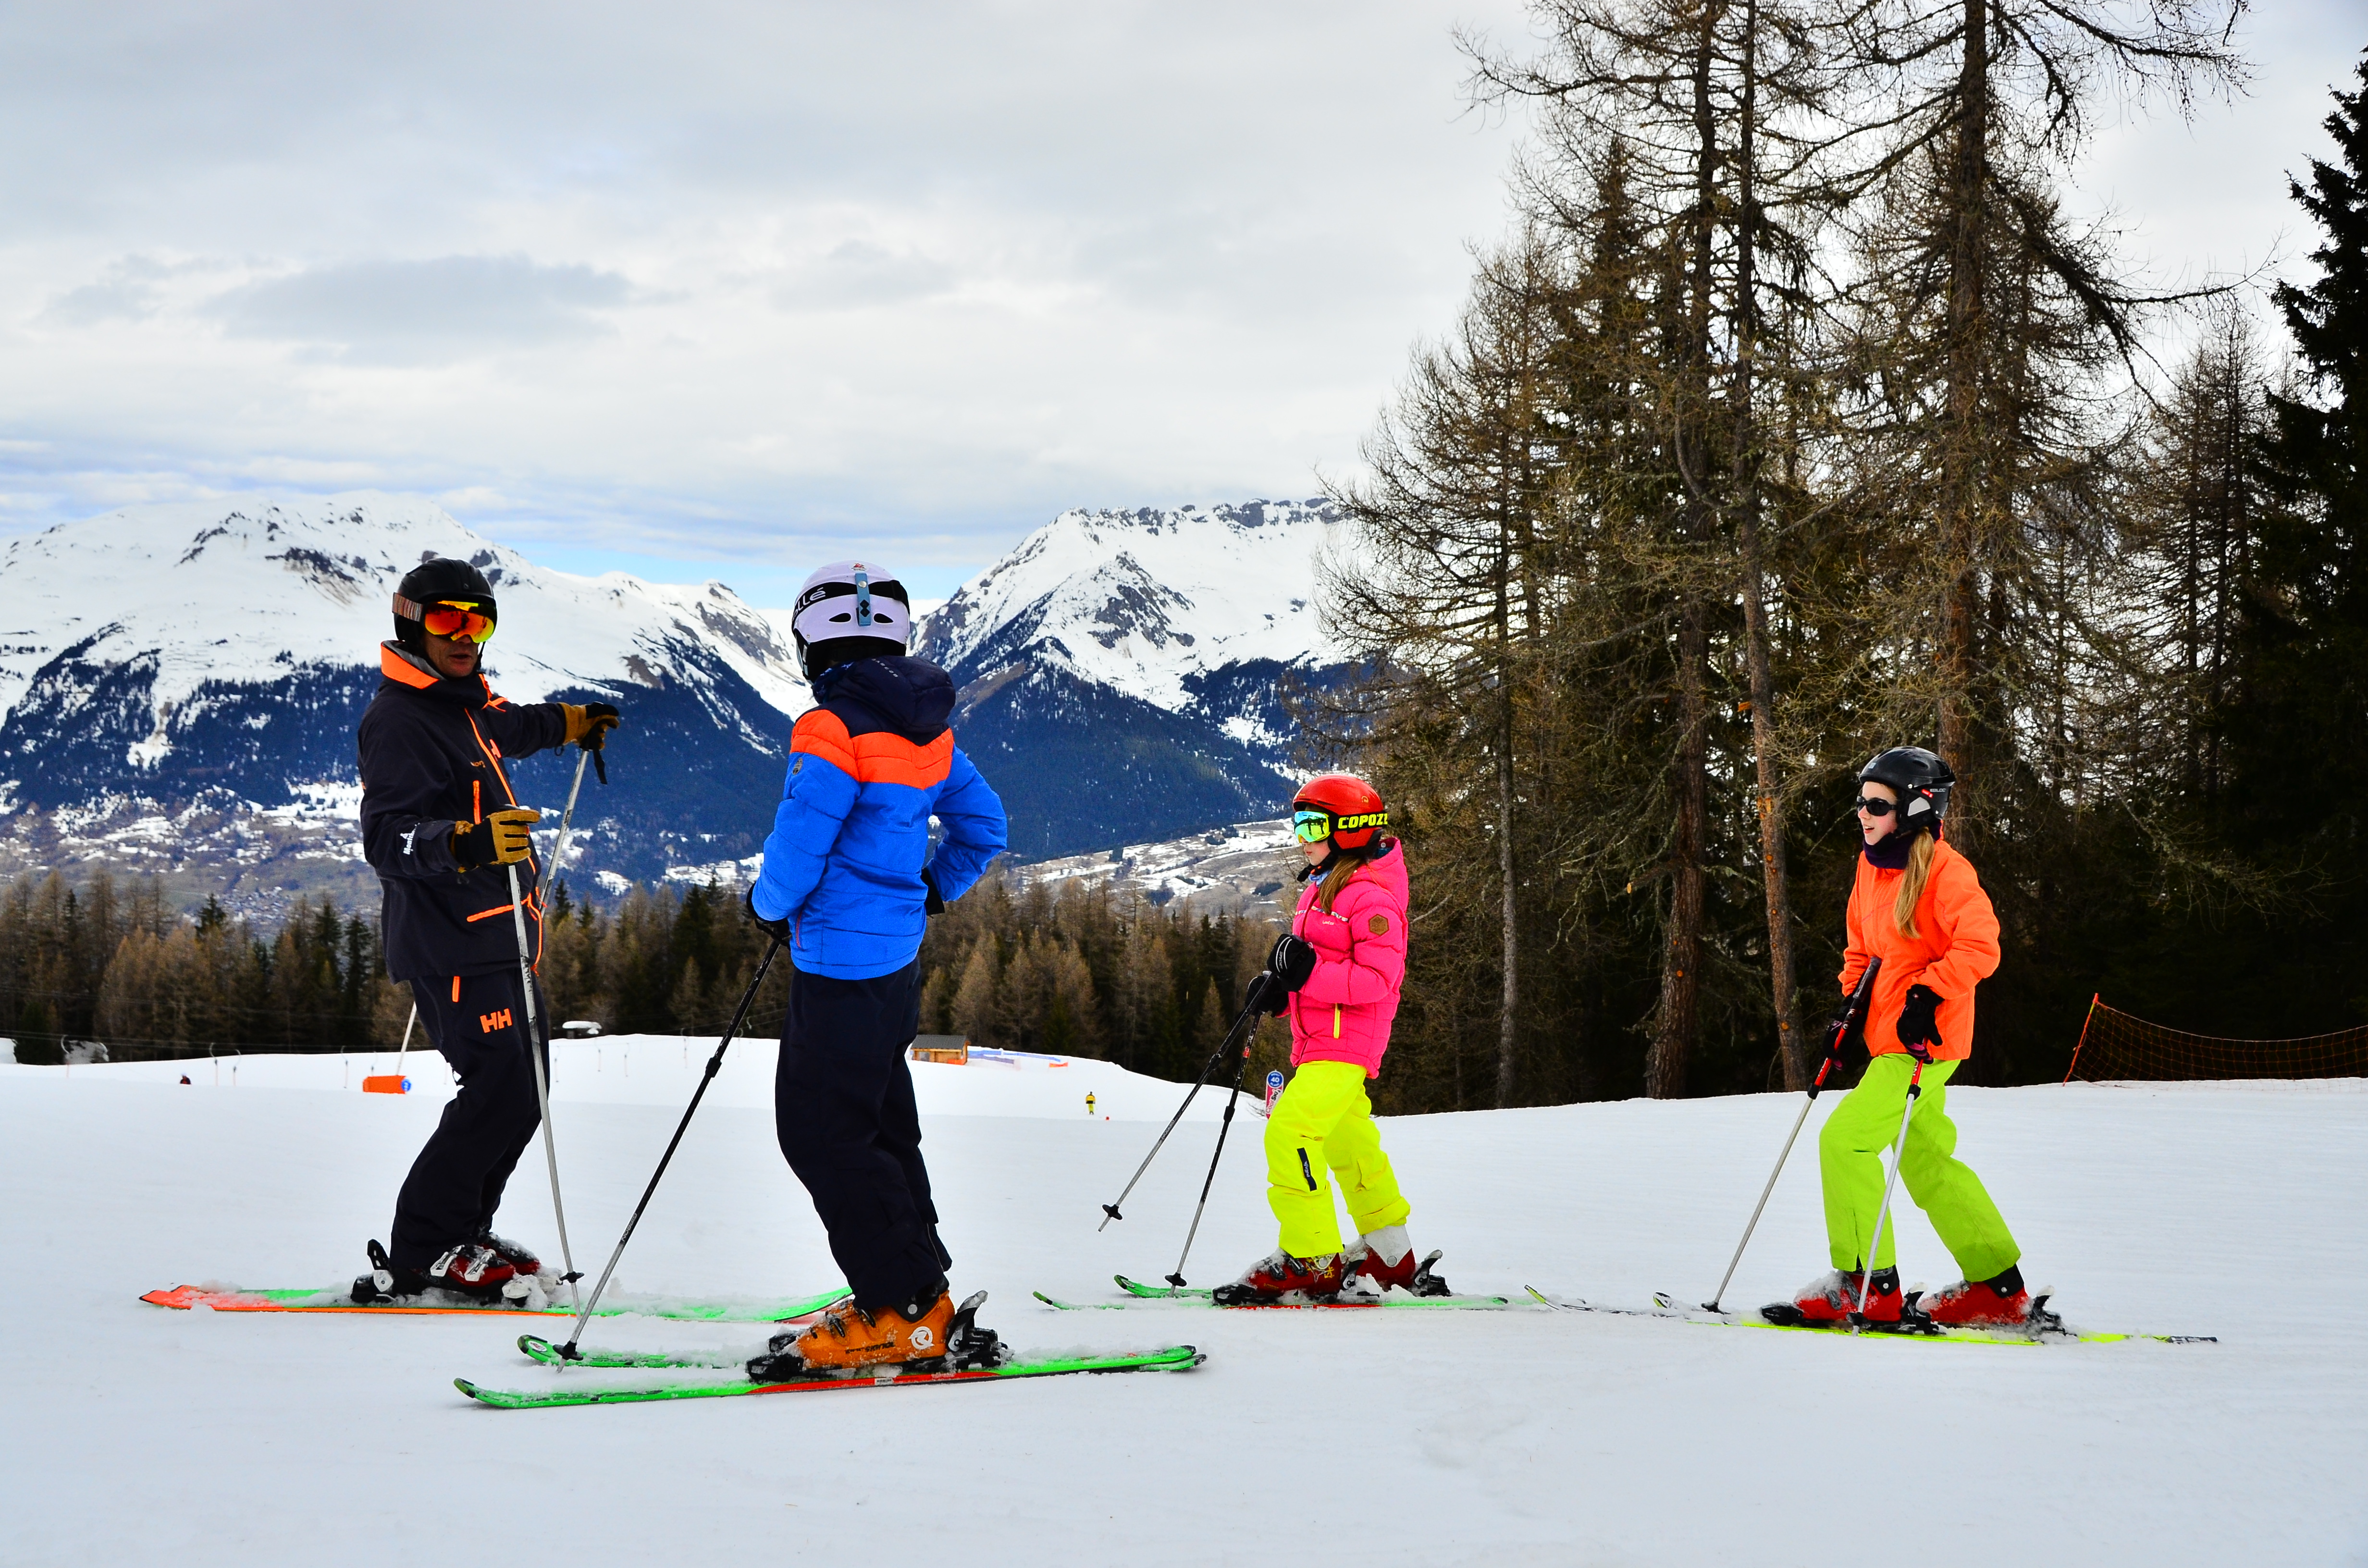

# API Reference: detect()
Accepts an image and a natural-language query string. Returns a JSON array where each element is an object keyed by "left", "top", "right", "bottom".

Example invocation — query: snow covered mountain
[
  {"left": 913, "top": 498, "right": 1352, "bottom": 858},
  {"left": 0, "top": 495, "right": 809, "bottom": 914}
]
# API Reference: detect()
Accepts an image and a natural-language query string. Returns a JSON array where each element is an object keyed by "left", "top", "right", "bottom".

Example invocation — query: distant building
[{"left": 909, "top": 1034, "right": 968, "bottom": 1065}]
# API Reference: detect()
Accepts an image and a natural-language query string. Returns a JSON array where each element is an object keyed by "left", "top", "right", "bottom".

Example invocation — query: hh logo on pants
[{"left": 479, "top": 1007, "right": 514, "bottom": 1034}]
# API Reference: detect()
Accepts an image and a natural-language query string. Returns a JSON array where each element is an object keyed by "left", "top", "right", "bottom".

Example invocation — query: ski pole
[
  {"left": 397, "top": 1003, "right": 415, "bottom": 1083},
  {"left": 507, "top": 858, "right": 581, "bottom": 1312},
  {"left": 1097, "top": 980, "right": 1271, "bottom": 1231},
  {"left": 1699, "top": 957, "right": 1881, "bottom": 1312},
  {"left": 555, "top": 938, "right": 783, "bottom": 1359},
  {"left": 532, "top": 743, "right": 595, "bottom": 912},
  {"left": 1161, "top": 1005, "right": 1262, "bottom": 1291},
  {"left": 1853, "top": 1056, "right": 1925, "bottom": 1329}
]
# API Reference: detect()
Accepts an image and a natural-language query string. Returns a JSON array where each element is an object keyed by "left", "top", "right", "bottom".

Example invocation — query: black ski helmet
[
  {"left": 392, "top": 558, "right": 497, "bottom": 648},
  {"left": 1857, "top": 746, "right": 1954, "bottom": 835}
]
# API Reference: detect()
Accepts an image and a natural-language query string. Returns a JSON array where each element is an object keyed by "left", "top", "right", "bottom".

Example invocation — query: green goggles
[{"left": 1295, "top": 806, "right": 1388, "bottom": 843}]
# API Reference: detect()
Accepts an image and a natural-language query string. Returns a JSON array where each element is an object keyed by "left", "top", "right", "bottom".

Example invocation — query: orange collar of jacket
[{"left": 380, "top": 641, "right": 495, "bottom": 706}]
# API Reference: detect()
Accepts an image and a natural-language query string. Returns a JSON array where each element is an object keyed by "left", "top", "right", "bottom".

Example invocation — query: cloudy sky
[{"left": 0, "top": 2, "right": 2358, "bottom": 601}]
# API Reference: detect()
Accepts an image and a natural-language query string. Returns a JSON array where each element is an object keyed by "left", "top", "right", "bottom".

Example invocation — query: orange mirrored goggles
[{"left": 421, "top": 602, "right": 496, "bottom": 643}]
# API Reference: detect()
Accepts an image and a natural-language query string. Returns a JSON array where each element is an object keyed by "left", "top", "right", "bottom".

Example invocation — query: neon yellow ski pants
[
  {"left": 1263, "top": 1060, "right": 1411, "bottom": 1260},
  {"left": 1819, "top": 1054, "right": 2019, "bottom": 1279}
]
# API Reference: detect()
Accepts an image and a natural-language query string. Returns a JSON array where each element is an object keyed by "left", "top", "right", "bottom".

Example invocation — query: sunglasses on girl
[
  {"left": 422, "top": 602, "right": 496, "bottom": 643},
  {"left": 1853, "top": 795, "right": 1901, "bottom": 817},
  {"left": 1293, "top": 809, "right": 1334, "bottom": 844}
]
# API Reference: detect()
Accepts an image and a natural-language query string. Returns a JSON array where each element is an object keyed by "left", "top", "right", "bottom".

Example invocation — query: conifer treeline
[
  {"left": 0, "top": 872, "right": 382, "bottom": 1060},
  {"left": 1300, "top": 11, "right": 2368, "bottom": 1106},
  {"left": 0, "top": 870, "right": 1292, "bottom": 1087}
]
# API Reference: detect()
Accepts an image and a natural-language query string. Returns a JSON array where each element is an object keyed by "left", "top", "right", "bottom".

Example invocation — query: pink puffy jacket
[{"left": 1285, "top": 842, "right": 1408, "bottom": 1078}]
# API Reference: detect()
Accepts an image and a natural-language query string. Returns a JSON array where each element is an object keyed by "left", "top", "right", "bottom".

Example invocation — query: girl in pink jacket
[{"left": 1214, "top": 773, "right": 1448, "bottom": 1304}]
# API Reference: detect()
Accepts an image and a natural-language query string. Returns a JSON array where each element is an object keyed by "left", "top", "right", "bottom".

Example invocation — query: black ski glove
[
  {"left": 1268, "top": 933, "right": 1318, "bottom": 993},
  {"left": 744, "top": 885, "right": 790, "bottom": 945},
  {"left": 1897, "top": 983, "right": 1943, "bottom": 1064},
  {"left": 1246, "top": 970, "right": 1287, "bottom": 1017},
  {"left": 921, "top": 867, "right": 946, "bottom": 916}
]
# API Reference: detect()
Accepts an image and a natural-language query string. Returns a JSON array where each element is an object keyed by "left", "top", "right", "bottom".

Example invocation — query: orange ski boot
[{"left": 746, "top": 1285, "right": 999, "bottom": 1380}]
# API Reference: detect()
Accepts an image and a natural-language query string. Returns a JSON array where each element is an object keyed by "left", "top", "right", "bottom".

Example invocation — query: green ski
[
  {"left": 457, "top": 1344, "right": 1205, "bottom": 1408},
  {"left": 1028, "top": 1274, "right": 1512, "bottom": 1310}
]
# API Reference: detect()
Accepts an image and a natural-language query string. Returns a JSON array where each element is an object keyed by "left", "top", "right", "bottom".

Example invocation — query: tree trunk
[
  {"left": 1727, "top": 0, "right": 1808, "bottom": 1089},
  {"left": 1648, "top": 601, "right": 1708, "bottom": 1100},
  {"left": 1936, "top": 0, "right": 1989, "bottom": 780},
  {"left": 1496, "top": 693, "right": 1519, "bottom": 1108}
]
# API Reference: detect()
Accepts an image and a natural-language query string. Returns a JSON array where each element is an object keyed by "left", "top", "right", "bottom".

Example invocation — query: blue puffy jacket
[{"left": 751, "top": 656, "right": 1007, "bottom": 979}]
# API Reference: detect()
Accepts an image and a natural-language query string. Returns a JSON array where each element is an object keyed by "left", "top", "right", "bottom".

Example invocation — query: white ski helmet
[{"left": 790, "top": 560, "right": 913, "bottom": 680}]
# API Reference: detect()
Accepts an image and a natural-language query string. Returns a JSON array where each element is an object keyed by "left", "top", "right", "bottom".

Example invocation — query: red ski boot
[
  {"left": 426, "top": 1240, "right": 525, "bottom": 1300},
  {"left": 1344, "top": 1227, "right": 1453, "bottom": 1298},
  {"left": 1211, "top": 1249, "right": 1347, "bottom": 1305},
  {"left": 1763, "top": 1265, "right": 1902, "bottom": 1327},
  {"left": 1916, "top": 1265, "right": 2037, "bottom": 1328}
]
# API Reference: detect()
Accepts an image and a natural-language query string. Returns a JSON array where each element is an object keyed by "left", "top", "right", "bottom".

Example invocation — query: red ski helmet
[{"left": 1292, "top": 772, "right": 1389, "bottom": 851}]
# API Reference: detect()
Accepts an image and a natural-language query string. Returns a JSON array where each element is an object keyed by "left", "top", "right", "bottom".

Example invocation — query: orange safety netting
[{"left": 2062, "top": 994, "right": 2368, "bottom": 1083}]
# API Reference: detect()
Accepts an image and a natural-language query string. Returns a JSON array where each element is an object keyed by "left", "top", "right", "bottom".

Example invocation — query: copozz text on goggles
[{"left": 1294, "top": 808, "right": 1390, "bottom": 843}]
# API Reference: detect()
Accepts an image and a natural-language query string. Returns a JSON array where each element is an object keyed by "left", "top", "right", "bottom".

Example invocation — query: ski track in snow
[{"left": 2, "top": 1058, "right": 2363, "bottom": 1565}]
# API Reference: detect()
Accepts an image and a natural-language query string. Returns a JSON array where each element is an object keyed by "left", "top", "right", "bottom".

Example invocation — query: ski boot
[
  {"left": 746, "top": 1283, "right": 999, "bottom": 1380},
  {"left": 1211, "top": 1249, "right": 1346, "bottom": 1306},
  {"left": 476, "top": 1231, "right": 542, "bottom": 1277},
  {"left": 1342, "top": 1227, "right": 1453, "bottom": 1298},
  {"left": 350, "top": 1239, "right": 427, "bottom": 1304},
  {"left": 1914, "top": 1265, "right": 2059, "bottom": 1332},
  {"left": 426, "top": 1239, "right": 531, "bottom": 1301},
  {"left": 1763, "top": 1265, "right": 1905, "bottom": 1328}
]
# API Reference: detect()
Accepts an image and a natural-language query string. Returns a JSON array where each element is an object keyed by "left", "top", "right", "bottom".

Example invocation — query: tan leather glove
[
  {"left": 452, "top": 807, "right": 542, "bottom": 870},
  {"left": 562, "top": 702, "right": 621, "bottom": 747}
]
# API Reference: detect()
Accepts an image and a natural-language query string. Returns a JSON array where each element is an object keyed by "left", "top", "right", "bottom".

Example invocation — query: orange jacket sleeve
[{"left": 1838, "top": 863, "right": 1874, "bottom": 996}]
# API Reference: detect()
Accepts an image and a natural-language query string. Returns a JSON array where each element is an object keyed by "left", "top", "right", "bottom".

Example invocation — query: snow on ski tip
[
  {"left": 141, "top": 1283, "right": 852, "bottom": 1323},
  {"left": 456, "top": 1344, "right": 1206, "bottom": 1408}
]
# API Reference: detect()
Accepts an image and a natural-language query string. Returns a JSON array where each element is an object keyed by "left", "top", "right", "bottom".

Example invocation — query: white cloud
[{"left": 0, "top": 0, "right": 2347, "bottom": 581}]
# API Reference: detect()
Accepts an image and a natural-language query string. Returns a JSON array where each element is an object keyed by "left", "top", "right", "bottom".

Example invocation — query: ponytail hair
[
  {"left": 1316, "top": 835, "right": 1396, "bottom": 914},
  {"left": 1894, "top": 832, "right": 1936, "bottom": 938}
]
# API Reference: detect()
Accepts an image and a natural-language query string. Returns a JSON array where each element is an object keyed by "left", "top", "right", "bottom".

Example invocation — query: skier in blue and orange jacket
[{"left": 741, "top": 560, "right": 1008, "bottom": 1379}]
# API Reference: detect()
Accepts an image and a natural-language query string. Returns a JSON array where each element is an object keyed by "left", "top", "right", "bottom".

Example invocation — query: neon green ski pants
[
  {"left": 1264, "top": 1060, "right": 1411, "bottom": 1260},
  {"left": 1819, "top": 1054, "right": 2020, "bottom": 1279}
]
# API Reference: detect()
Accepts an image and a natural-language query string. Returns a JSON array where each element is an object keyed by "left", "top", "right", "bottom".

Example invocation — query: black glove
[
  {"left": 921, "top": 867, "right": 946, "bottom": 916},
  {"left": 744, "top": 885, "right": 790, "bottom": 945},
  {"left": 1897, "top": 983, "right": 1943, "bottom": 1065},
  {"left": 451, "top": 808, "right": 540, "bottom": 871},
  {"left": 1268, "top": 933, "right": 1318, "bottom": 993},
  {"left": 1246, "top": 971, "right": 1287, "bottom": 1017}
]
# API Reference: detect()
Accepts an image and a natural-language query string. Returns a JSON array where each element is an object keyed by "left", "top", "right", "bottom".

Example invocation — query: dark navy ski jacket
[
  {"left": 752, "top": 656, "right": 1007, "bottom": 979},
  {"left": 358, "top": 642, "right": 568, "bottom": 984}
]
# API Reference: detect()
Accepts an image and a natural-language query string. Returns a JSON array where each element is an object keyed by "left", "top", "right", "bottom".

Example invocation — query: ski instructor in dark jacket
[{"left": 352, "top": 557, "right": 618, "bottom": 1302}]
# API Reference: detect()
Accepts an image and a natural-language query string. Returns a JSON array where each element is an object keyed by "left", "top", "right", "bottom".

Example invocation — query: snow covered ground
[{"left": 3, "top": 1050, "right": 2363, "bottom": 1565}]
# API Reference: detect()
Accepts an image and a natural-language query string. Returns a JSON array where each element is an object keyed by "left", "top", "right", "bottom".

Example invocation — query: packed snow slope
[
  {"left": 0, "top": 493, "right": 807, "bottom": 913},
  {"left": 913, "top": 499, "right": 1356, "bottom": 858},
  {"left": 4, "top": 1058, "right": 2361, "bottom": 1566}
]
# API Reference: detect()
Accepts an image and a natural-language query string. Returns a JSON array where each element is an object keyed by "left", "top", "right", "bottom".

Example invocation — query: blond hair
[
  {"left": 1894, "top": 833, "right": 1936, "bottom": 938},
  {"left": 1317, "top": 836, "right": 1395, "bottom": 914}
]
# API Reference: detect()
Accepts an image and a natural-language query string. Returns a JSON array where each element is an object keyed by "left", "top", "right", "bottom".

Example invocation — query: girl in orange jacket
[{"left": 1771, "top": 747, "right": 2032, "bottom": 1329}]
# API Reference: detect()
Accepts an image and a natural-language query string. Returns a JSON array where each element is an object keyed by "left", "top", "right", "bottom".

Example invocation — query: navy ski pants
[
  {"left": 388, "top": 971, "right": 546, "bottom": 1271},
  {"left": 775, "top": 959, "right": 950, "bottom": 1310}
]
